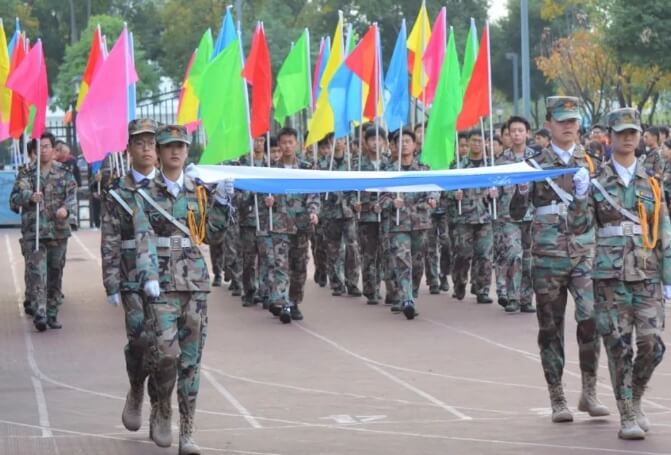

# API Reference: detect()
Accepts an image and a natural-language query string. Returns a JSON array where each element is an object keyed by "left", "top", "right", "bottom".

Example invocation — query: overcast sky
[{"left": 489, "top": 0, "right": 508, "bottom": 22}]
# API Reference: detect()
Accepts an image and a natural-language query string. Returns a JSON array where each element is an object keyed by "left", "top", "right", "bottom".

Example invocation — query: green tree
[{"left": 53, "top": 15, "right": 160, "bottom": 110}]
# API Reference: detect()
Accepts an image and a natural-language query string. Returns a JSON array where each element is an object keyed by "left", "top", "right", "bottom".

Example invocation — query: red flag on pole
[
  {"left": 456, "top": 25, "right": 490, "bottom": 131},
  {"left": 8, "top": 35, "right": 28, "bottom": 139},
  {"left": 242, "top": 23, "right": 272, "bottom": 138},
  {"left": 7, "top": 39, "right": 48, "bottom": 138},
  {"left": 345, "top": 24, "right": 378, "bottom": 120}
]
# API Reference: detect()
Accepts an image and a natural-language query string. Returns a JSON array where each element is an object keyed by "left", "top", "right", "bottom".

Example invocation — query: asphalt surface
[{"left": 1, "top": 228, "right": 671, "bottom": 455}]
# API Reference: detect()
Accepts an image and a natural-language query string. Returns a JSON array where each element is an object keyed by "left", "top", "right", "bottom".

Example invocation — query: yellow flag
[
  {"left": 305, "top": 14, "right": 344, "bottom": 146},
  {"left": 406, "top": 2, "right": 431, "bottom": 99},
  {"left": 0, "top": 21, "right": 12, "bottom": 123}
]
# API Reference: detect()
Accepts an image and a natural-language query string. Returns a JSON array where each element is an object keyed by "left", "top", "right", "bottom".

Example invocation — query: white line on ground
[
  {"left": 202, "top": 369, "right": 263, "bottom": 429},
  {"left": 71, "top": 231, "right": 101, "bottom": 265},
  {"left": 5, "top": 234, "right": 53, "bottom": 438},
  {"left": 294, "top": 322, "right": 472, "bottom": 421}
]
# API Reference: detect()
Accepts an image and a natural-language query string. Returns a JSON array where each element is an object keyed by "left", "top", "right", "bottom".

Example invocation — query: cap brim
[
  {"left": 552, "top": 112, "right": 582, "bottom": 122},
  {"left": 130, "top": 129, "right": 156, "bottom": 135},
  {"left": 611, "top": 124, "right": 642, "bottom": 133},
  {"left": 158, "top": 138, "right": 191, "bottom": 145}
]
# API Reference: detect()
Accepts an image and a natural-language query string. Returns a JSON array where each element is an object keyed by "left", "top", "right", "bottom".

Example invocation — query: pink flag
[
  {"left": 77, "top": 28, "right": 138, "bottom": 163},
  {"left": 5, "top": 40, "right": 48, "bottom": 138},
  {"left": 422, "top": 7, "right": 446, "bottom": 106},
  {"left": 0, "top": 120, "right": 9, "bottom": 141}
]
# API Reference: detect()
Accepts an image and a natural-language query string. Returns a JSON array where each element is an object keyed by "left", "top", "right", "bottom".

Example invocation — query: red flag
[
  {"left": 345, "top": 24, "right": 378, "bottom": 120},
  {"left": 7, "top": 40, "right": 49, "bottom": 138},
  {"left": 456, "top": 25, "right": 490, "bottom": 131},
  {"left": 8, "top": 36, "right": 28, "bottom": 139},
  {"left": 76, "top": 25, "right": 104, "bottom": 110},
  {"left": 242, "top": 23, "right": 272, "bottom": 138}
]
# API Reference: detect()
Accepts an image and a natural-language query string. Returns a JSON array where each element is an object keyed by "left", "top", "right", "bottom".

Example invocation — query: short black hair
[
  {"left": 40, "top": 131, "right": 56, "bottom": 147},
  {"left": 535, "top": 128, "right": 550, "bottom": 139},
  {"left": 277, "top": 127, "right": 298, "bottom": 141},
  {"left": 500, "top": 123, "right": 509, "bottom": 134},
  {"left": 401, "top": 128, "right": 416, "bottom": 142},
  {"left": 317, "top": 136, "right": 331, "bottom": 148},
  {"left": 269, "top": 136, "right": 278, "bottom": 148},
  {"left": 645, "top": 126, "right": 660, "bottom": 141},
  {"left": 55, "top": 139, "right": 66, "bottom": 146},
  {"left": 591, "top": 124, "right": 607, "bottom": 132},
  {"left": 365, "top": 127, "right": 387, "bottom": 141},
  {"left": 493, "top": 135, "right": 503, "bottom": 146},
  {"left": 506, "top": 115, "right": 531, "bottom": 132},
  {"left": 27, "top": 139, "right": 37, "bottom": 156},
  {"left": 467, "top": 129, "right": 482, "bottom": 139},
  {"left": 413, "top": 122, "right": 426, "bottom": 132},
  {"left": 458, "top": 132, "right": 469, "bottom": 141},
  {"left": 660, "top": 126, "right": 669, "bottom": 137},
  {"left": 664, "top": 138, "right": 671, "bottom": 149}
]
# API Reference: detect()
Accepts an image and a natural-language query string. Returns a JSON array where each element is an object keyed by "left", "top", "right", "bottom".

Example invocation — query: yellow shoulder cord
[
  {"left": 584, "top": 154, "right": 595, "bottom": 176},
  {"left": 187, "top": 185, "right": 208, "bottom": 246},
  {"left": 638, "top": 177, "right": 661, "bottom": 250}
]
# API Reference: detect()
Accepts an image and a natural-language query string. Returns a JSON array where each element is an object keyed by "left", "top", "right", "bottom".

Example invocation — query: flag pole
[
  {"left": 396, "top": 122, "right": 403, "bottom": 226},
  {"left": 485, "top": 22, "right": 497, "bottom": 220},
  {"left": 455, "top": 130, "right": 462, "bottom": 215},
  {"left": 35, "top": 137, "right": 40, "bottom": 252},
  {"left": 305, "top": 28, "right": 317, "bottom": 166}
]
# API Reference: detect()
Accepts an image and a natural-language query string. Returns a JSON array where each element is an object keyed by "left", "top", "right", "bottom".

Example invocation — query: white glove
[
  {"left": 573, "top": 167, "right": 590, "bottom": 197},
  {"left": 144, "top": 280, "right": 160, "bottom": 298},
  {"left": 107, "top": 293, "right": 121, "bottom": 306},
  {"left": 664, "top": 285, "right": 671, "bottom": 300}
]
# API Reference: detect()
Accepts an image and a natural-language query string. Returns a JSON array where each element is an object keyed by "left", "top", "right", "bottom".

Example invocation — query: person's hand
[
  {"left": 264, "top": 195, "right": 275, "bottom": 208},
  {"left": 454, "top": 190, "right": 464, "bottom": 202},
  {"left": 517, "top": 183, "right": 530, "bottom": 194},
  {"left": 373, "top": 204, "right": 382, "bottom": 214},
  {"left": 488, "top": 187, "right": 498, "bottom": 199},
  {"left": 309, "top": 213, "right": 319, "bottom": 225},
  {"left": 31, "top": 192, "right": 43, "bottom": 204},
  {"left": 393, "top": 198, "right": 404, "bottom": 209},
  {"left": 573, "top": 167, "right": 590, "bottom": 196},
  {"left": 55, "top": 207, "right": 68, "bottom": 220},
  {"left": 427, "top": 198, "right": 437, "bottom": 209},
  {"left": 143, "top": 280, "right": 160, "bottom": 298},
  {"left": 95, "top": 172, "right": 102, "bottom": 182},
  {"left": 107, "top": 293, "right": 121, "bottom": 306},
  {"left": 353, "top": 202, "right": 362, "bottom": 212}
]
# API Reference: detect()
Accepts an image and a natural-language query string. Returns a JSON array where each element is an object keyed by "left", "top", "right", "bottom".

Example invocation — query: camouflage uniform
[
  {"left": 448, "top": 156, "right": 494, "bottom": 301},
  {"left": 357, "top": 153, "right": 383, "bottom": 303},
  {"left": 494, "top": 148, "right": 535, "bottom": 312},
  {"left": 133, "top": 126, "right": 232, "bottom": 449},
  {"left": 510, "top": 96, "right": 605, "bottom": 421},
  {"left": 589, "top": 108, "right": 669, "bottom": 437},
  {"left": 425, "top": 191, "right": 451, "bottom": 293},
  {"left": 312, "top": 154, "right": 331, "bottom": 287},
  {"left": 11, "top": 160, "right": 77, "bottom": 330},
  {"left": 10, "top": 162, "right": 36, "bottom": 314}
]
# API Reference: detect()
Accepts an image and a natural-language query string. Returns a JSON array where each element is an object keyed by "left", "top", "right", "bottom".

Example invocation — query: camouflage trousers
[
  {"left": 209, "top": 239, "right": 224, "bottom": 278},
  {"left": 25, "top": 238, "right": 68, "bottom": 318},
  {"left": 358, "top": 221, "right": 381, "bottom": 298},
  {"left": 19, "top": 238, "right": 33, "bottom": 307},
  {"left": 324, "top": 218, "right": 361, "bottom": 292},
  {"left": 493, "top": 221, "right": 533, "bottom": 304},
  {"left": 146, "top": 291, "right": 207, "bottom": 424},
  {"left": 240, "top": 226, "right": 259, "bottom": 297},
  {"left": 268, "top": 233, "right": 290, "bottom": 305},
  {"left": 312, "top": 224, "right": 328, "bottom": 285},
  {"left": 452, "top": 223, "right": 493, "bottom": 296},
  {"left": 533, "top": 255, "right": 599, "bottom": 386},
  {"left": 382, "top": 232, "right": 398, "bottom": 304},
  {"left": 389, "top": 230, "right": 429, "bottom": 303},
  {"left": 425, "top": 214, "right": 451, "bottom": 287},
  {"left": 595, "top": 279, "right": 666, "bottom": 401},
  {"left": 255, "top": 233, "right": 273, "bottom": 302},
  {"left": 289, "top": 230, "right": 311, "bottom": 304},
  {"left": 224, "top": 223, "right": 242, "bottom": 284},
  {"left": 121, "top": 292, "right": 156, "bottom": 401}
]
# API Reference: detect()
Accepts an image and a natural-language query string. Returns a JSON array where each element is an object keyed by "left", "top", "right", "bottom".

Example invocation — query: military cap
[
  {"left": 546, "top": 96, "right": 582, "bottom": 122},
  {"left": 607, "top": 107, "right": 642, "bottom": 133},
  {"left": 156, "top": 124, "right": 191, "bottom": 145},
  {"left": 128, "top": 118, "right": 158, "bottom": 136}
]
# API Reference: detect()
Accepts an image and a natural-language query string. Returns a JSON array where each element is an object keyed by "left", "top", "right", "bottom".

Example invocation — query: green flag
[
  {"left": 461, "top": 19, "right": 478, "bottom": 96},
  {"left": 197, "top": 39, "right": 250, "bottom": 164},
  {"left": 272, "top": 30, "right": 310, "bottom": 124},
  {"left": 422, "top": 28, "right": 461, "bottom": 170},
  {"left": 190, "top": 29, "right": 214, "bottom": 94}
]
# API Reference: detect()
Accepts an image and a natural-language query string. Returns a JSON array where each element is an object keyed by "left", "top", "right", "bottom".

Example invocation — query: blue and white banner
[{"left": 186, "top": 162, "right": 578, "bottom": 194}]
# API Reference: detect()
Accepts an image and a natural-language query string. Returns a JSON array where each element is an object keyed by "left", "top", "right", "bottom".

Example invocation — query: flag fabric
[
  {"left": 7, "top": 39, "right": 48, "bottom": 138},
  {"left": 127, "top": 32, "right": 137, "bottom": 121},
  {"left": 407, "top": 2, "right": 431, "bottom": 98},
  {"left": 345, "top": 24, "right": 379, "bottom": 120},
  {"left": 176, "top": 50, "right": 199, "bottom": 131},
  {"left": 273, "top": 29, "right": 311, "bottom": 124},
  {"left": 461, "top": 18, "right": 478, "bottom": 95},
  {"left": 383, "top": 20, "right": 409, "bottom": 132},
  {"left": 212, "top": 6, "right": 236, "bottom": 57},
  {"left": 422, "top": 27, "right": 462, "bottom": 170},
  {"left": 422, "top": 7, "right": 446, "bottom": 106},
  {"left": 306, "top": 15, "right": 344, "bottom": 146},
  {"left": 456, "top": 24, "right": 490, "bottom": 131},
  {"left": 329, "top": 25, "right": 362, "bottom": 138},
  {"left": 8, "top": 36, "right": 28, "bottom": 139},
  {"left": 197, "top": 39, "right": 249, "bottom": 164},
  {"left": 0, "top": 20, "right": 12, "bottom": 124},
  {"left": 243, "top": 24, "right": 272, "bottom": 138},
  {"left": 7, "top": 18, "right": 19, "bottom": 58},
  {"left": 77, "top": 28, "right": 138, "bottom": 163},
  {"left": 75, "top": 25, "right": 104, "bottom": 110},
  {"left": 190, "top": 29, "right": 214, "bottom": 92},
  {"left": 311, "top": 37, "right": 326, "bottom": 110}
]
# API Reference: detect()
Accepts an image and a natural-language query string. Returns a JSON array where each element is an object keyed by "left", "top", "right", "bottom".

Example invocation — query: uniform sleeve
[
  {"left": 9, "top": 173, "right": 23, "bottom": 214},
  {"left": 100, "top": 194, "right": 122, "bottom": 296},
  {"left": 132, "top": 194, "right": 160, "bottom": 285},
  {"left": 206, "top": 198, "right": 232, "bottom": 243},
  {"left": 11, "top": 173, "right": 34, "bottom": 209},
  {"left": 63, "top": 171, "right": 78, "bottom": 216},
  {"left": 510, "top": 183, "right": 532, "bottom": 221},
  {"left": 571, "top": 190, "right": 594, "bottom": 236}
]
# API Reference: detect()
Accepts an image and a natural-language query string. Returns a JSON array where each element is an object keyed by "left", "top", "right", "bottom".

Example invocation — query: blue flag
[
  {"left": 383, "top": 20, "right": 409, "bottom": 131},
  {"left": 212, "top": 7, "right": 236, "bottom": 58},
  {"left": 7, "top": 18, "right": 21, "bottom": 58},
  {"left": 329, "top": 64, "right": 362, "bottom": 138}
]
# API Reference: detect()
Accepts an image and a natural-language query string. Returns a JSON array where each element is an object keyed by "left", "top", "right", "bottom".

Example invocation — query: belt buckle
[
  {"left": 622, "top": 222, "right": 634, "bottom": 236},
  {"left": 558, "top": 203, "right": 568, "bottom": 217},
  {"left": 170, "top": 236, "right": 181, "bottom": 250}
]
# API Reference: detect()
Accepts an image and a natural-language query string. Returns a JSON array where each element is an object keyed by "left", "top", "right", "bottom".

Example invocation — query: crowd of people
[{"left": 7, "top": 95, "right": 671, "bottom": 452}]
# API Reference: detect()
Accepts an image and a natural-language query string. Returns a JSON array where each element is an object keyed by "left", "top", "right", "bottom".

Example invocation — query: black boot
[
  {"left": 211, "top": 274, "right": 222, "bottom": 287},
  {"left": 476, "top": 294, "right": 493, "bottom": 304},
  {"left": 34, "top": 309, "right": 47, "bottom": 332},
  {"left": 290, "top": 304, "right": 303, "bottom": 321},
  {"left": 402, "top": 301, "right": 418, "bottom": 320},
  {"left": 452, "top": 284, "right": 465, "bottom": 300},
  {"left": 279, "top": 304, "right": 292, "bottom": 324}
]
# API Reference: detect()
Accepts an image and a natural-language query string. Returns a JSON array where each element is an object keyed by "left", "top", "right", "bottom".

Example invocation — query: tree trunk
[
  {"left": 68, "top": 0, "right": 78, "bottom": 44},
  {"left": 648, "top": 92, "right": 660, "bottom": 125}
]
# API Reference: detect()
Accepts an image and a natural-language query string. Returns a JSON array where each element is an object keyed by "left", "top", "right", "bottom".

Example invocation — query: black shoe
[
  {"left": 279, "top": 305, "right": 292, "bottom": 324},
  {"left": 384, "top": 294, "right": 393, "bottom": 305},
  {"left": 262, "top": 299, "right": 270, "bottom": 310},
  {"left": 520, "top": 303, "right": 536, "bottom": 313},
  {"left": 470, "top": 286, "right": 477, "bottom": 296},
  {"left": 224, "top": 271, "right": 232, "bottom": 283},
  {"left": 242, "top": 293, "right": 256, "bottom": 307},
  {"left": 34, "top": 310, "right": 47, "bottom": 332},
  {"left": 440, "top": 276, "right": 450, "bottom": 292},
  {"left": 347, "top": 286, "right": 362, "bottom": 297},
  {"left": 290, "top": 305, "right": 303, "bottom": 321},
  {"left": 498, "top": 297, "right": 508, "bottom": 308},
  {"left": 47, "top": 316, "right": 62, "bottom": 329},
  {"left": 505, "top": 300, "right": 520, "bottom": 313},
  {"left": 253, "top": 294, "right": 264, "bottom": 304},
  {"left": 230, "top": 281, "right": 242, "bottom": 297},
  {"left": 365, "top": 294, "right": 379, "bottom": 305},
  {"left": 332, "top": 287, "right": 345, "bottom": 297},
  {"left": 23, "top": 301, "right": 34, "bottom": 316},
  {"left": 429, "top": 285, "right": 440, "bottom": 295},
  {"left": 212, "top": 275, "right": 222, "bottom": 287},
  {"left": 452, "top": 285, "right": 465, "bottom": 300},
  {"left": 390, "top": 303, "right": 402, "bottom": 313},
  {"left": 318, "top": 280, "right": 327, "bottom": 288},
  {"left": 402, "top": 302, "right": 417, "bottom": 320},
  {"left": 269, "top": 303, "right": 282, "bottom": 316},
  {"left": 476, "top": 294, "right": 493, "bottom": 304}
]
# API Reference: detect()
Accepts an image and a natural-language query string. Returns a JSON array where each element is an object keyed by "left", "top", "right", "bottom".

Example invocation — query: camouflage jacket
[
  {"left": 589, "top": 161, "right": 671, "bottom": 283},
  {"left": 236, "top": 157, "right": 267, "bottom": 228},
  {"left": 357, "top": 153, "right": 382, "bottom": 223},
  {"left": 639, "top": 148, "right": 666, "bottom": 180},
  {"left": 496, "top": 148, "right": 533, "bottom": 222},
  {"left": 10, "top": 162, "right": 77, "bottom": 240},
  {"left": 269, "top": 159, "right": 320, "bottom": 233},
  {"left": 510, "top": 144, "right": 594, "bottom": 257},
  {"left": 447, "top": 156, "right": 494, "bottom": 225},
  {"left": 100, "top": 171, "right": 153, "bottom": 295},
  {"left": 380, "top": 159, "right": 438, "bottom": 233},
  {"left": 133, "top": 173, "right": 231, "bottom": 293},
  {"left": 319, "top": 155, "right": 357, "bottom": 220},
  {"left": 9, "top": 163, "right": 34, "bottom": 214}
]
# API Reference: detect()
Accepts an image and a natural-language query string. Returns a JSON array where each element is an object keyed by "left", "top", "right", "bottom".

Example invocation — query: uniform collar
[
  {"left": 550, "top": 142, "right": 577, "bottom": 164},
  {"left": 162, "top": 171, "right": 184, "bottom": 197},
  {"left": 131, "top": 167, "right": 156, "bottom": 184},
  {"left": 611, "top": 158, "right": 637, "bottom": 187}
]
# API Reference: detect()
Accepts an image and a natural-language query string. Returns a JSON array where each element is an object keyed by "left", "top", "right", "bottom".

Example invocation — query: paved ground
[{"left": 1, "top": 228, "right": 671, "bottom": 455}]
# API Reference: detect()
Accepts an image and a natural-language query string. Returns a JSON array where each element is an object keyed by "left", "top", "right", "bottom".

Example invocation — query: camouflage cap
[
  {"left": 128, "top": 118, "right": 158, "bottom": 136},
  {"left": 607, "top": 107, "right": 642, "bottom": 133},
  {"left": 546, "top": 96, "right": 582, "bottom": 122},
  {"left": 156, "top": 124, "right": 191, "bottom": 145}
]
